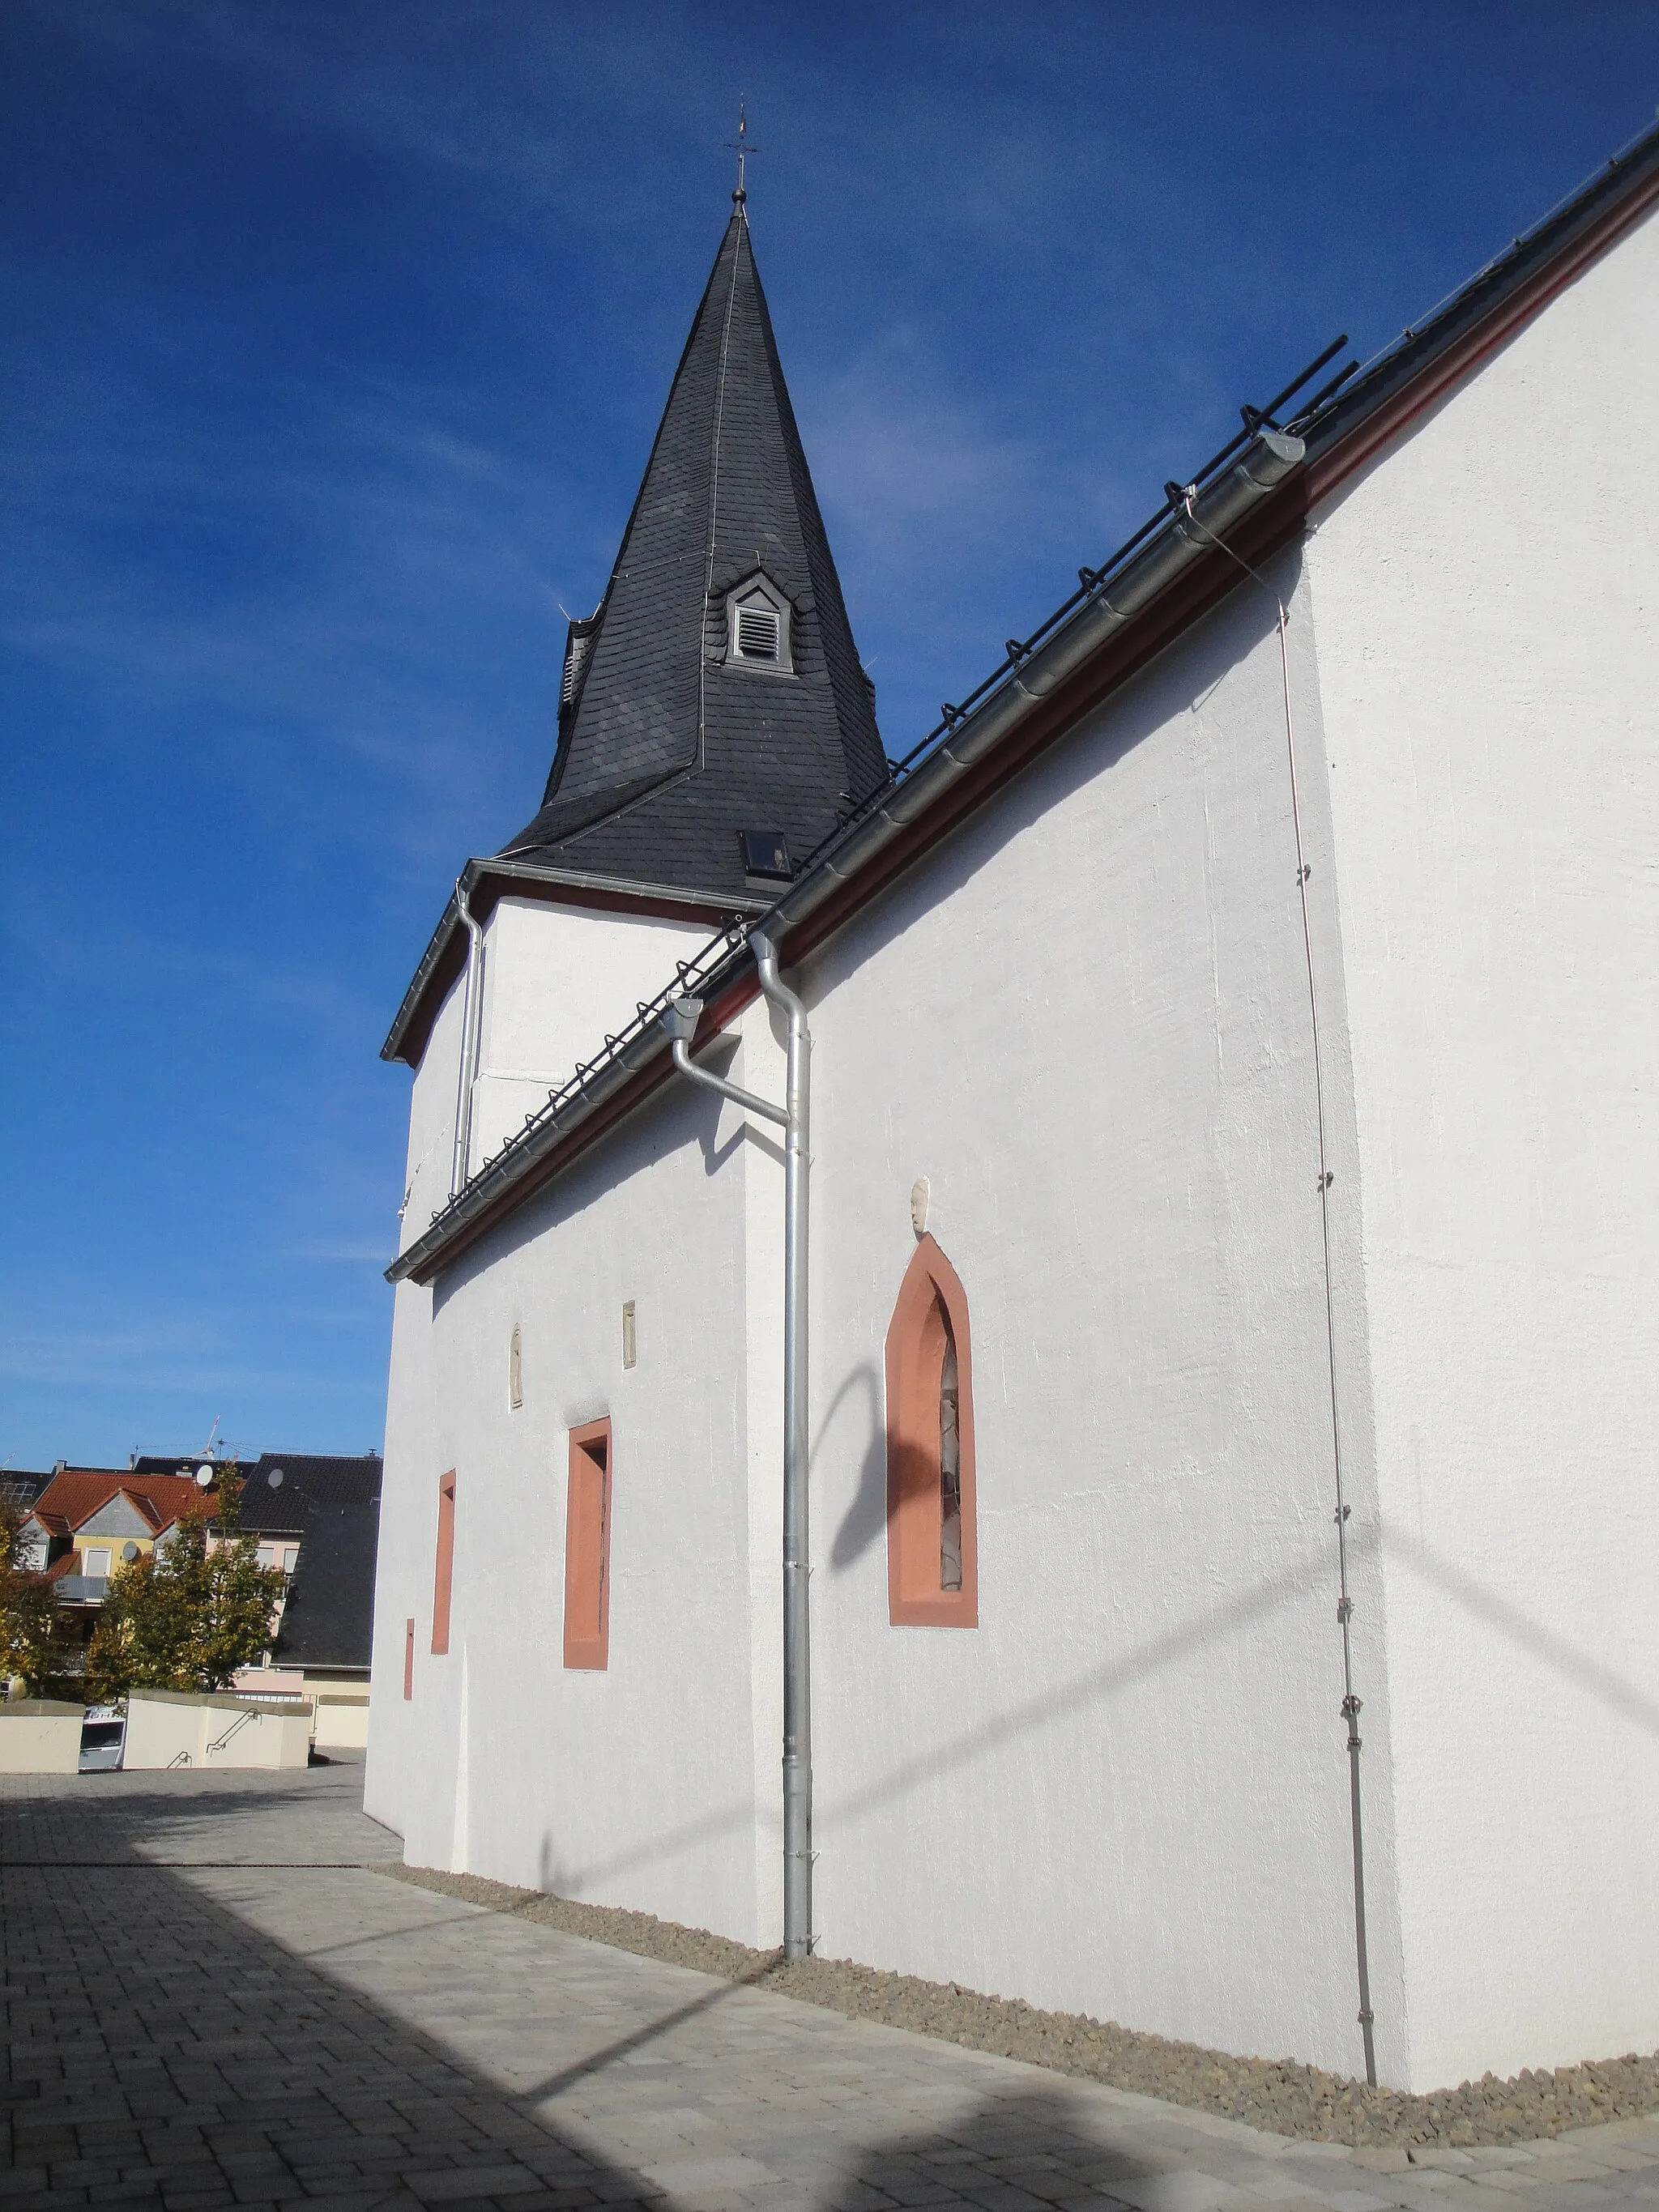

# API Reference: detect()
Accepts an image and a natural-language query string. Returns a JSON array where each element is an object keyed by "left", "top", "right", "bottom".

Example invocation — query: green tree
[
  {"left": 84, "top": 1468, "right": 288, "bottom": 1701},
  {"left": 0, "top": 1486, "right": 71, "bottom": 1695}
]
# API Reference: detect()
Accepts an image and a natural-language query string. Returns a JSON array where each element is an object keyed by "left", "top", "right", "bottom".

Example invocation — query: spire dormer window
[{"left": 724, "top": 573, "right": 793, "bottom": 676}]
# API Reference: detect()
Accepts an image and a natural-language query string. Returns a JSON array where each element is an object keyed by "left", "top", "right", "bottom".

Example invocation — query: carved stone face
[{"left": 910, "top": 1175, "right": 930, "bottom": 1238}]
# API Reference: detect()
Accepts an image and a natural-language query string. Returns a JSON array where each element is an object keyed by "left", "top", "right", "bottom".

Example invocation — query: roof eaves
[
  {"left": 1295, "top": 117, "right": 1659, "bottom": 483},
  {"left": 381, "top": 855, "right": 766, "bottom": 1067},
  {"left": 389, "top": 918, "right": 752, "bottom": 1283}
]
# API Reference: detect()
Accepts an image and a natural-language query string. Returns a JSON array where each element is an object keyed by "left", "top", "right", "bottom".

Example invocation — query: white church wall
[
  {"left": 364, "top": 1272, "right": 442, "bottom": 1839},
  {"left": 468, "top": 896, "right": 713, "bottom": 1176},
  {"left": 788, "top": 568, "right": 1400, "bottom": 2085},
  {"left": 1307, "top": 204, "right": 1659, "bottom": 2089},
  {"left": 366, "top": 970, "right": 471, "bottom": 1841},
  {"left": 399, "top": 959, "right": 468, "bottom": 1247},
  {"left": 377, "top": 1065, "right": 775, "bottom": 1941}
]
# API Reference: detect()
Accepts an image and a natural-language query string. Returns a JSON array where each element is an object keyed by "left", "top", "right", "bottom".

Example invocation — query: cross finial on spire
[{"left": 726, "top": 96, "right": 758, "bottom": 204}]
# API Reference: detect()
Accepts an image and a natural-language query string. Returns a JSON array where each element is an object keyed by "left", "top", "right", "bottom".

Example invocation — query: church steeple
[{"left": 500, "top": 202, "right": 886, "bottom": 900}]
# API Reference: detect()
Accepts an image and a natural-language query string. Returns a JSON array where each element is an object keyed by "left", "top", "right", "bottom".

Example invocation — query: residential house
[
  {"left": 15, "top": 1466, "right": 203, "bottom": 1674},
  {"left": 231, "top": 1454, "right": 382, "bottom": 1738}
]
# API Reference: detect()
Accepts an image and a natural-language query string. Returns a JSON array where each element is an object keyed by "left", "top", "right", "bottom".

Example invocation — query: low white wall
[
  {"left": 0, "top": 1701, "right": 83, "bottom": 1773},
  {"left": 313, "top": 1694, "right": 369, "bottom": 1748},
  {"left": 125, "top": 1691, "right": 313, "bottom": 1770}
]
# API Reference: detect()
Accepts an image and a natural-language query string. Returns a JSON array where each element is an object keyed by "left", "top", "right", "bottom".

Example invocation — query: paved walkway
[{"left": 3, "top": 1766, "right": 1656, "bottom": 2212}]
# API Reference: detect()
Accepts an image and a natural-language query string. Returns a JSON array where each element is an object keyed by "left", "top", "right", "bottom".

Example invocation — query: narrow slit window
[
  {"left": 509, "top": 1323, "right": 522, "bottom": 1409},
  {"left": 403, "top": 1617, "right": 415, "bottom": 1699},
  {"left": 431, "top": 1470, "right": 456, "bottom": 1655},
  {"left": 885, "top": 1236, "right": 978, "bottom": 1627},
  {"left": 563, "top": 1419, "right": 613, "bottom": 1669}
]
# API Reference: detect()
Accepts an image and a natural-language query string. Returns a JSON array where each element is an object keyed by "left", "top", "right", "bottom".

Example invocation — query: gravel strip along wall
[{"left": 375, "top": 1864, "right": 1658, "bottom": 2150}]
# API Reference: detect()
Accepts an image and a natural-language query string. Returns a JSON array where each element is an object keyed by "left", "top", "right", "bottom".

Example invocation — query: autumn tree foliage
[
  {"left": 0, "top": 1486, "right": 72, "bottom": 1695},
  {"left": 85, "top": 1468, "right": 287, "bottom": 1701}
]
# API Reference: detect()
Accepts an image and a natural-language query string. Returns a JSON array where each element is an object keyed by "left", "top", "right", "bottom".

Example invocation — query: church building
[{"left": 367, "top": 132, "right": 1659, "bottom": 2096}]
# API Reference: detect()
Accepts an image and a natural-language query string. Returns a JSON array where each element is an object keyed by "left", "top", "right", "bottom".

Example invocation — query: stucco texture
[{"left": 1307, "top": 202, "right": 1659, "bottom": 2088}]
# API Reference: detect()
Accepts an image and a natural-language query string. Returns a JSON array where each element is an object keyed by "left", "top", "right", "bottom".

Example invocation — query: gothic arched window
[{"left": 885, "top": 1235, "right": 978, "bottom": 1626}]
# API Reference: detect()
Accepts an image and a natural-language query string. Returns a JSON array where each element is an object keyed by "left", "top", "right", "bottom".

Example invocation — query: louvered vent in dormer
[
  {"left": 736, "top": 604, "right": 779, "bottom": 660},
  {"left": 724, "top": 573, "right": 793, "bottom": 675}
]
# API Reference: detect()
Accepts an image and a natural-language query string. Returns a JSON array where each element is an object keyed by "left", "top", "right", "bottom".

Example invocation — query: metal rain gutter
[
  {"left": 388, "top": 923, "right": 748, "bottom": 1283},
  {"left": 766, "top": 429, "right": 1305, "bottom": 941}
]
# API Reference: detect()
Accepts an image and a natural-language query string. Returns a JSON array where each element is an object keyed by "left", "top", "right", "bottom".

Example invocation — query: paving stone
[{"left": 7, "top": 1767, "right": 1659, "bottom": 2212}]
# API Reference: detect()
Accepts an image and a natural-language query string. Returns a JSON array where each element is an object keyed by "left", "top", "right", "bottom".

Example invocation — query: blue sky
[{"left": 2, "top": 3, "right": 1656, "bottom": 1473}]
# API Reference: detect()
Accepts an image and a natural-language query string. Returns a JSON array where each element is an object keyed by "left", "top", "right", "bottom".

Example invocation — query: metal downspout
[
  {"left": 661, "top": 923, "right": 814, "bottom": 1959},
  {"left": 751, "top": 928, "right": 813, "bottom": 1961},
  {"left": 450, "top": 884, "right": 484, "bottom": 1199}
]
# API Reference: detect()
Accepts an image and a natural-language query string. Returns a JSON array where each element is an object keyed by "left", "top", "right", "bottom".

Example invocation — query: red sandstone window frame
[
  {"left": 563, "top": 1418, "right": 613, "bottom": 1669},
  {"left": 431, "top": 1470, "right": 456, "bottom": 1655},
  {"left": 885, "top": 1235, "right": 979, "bottom": 1627}
]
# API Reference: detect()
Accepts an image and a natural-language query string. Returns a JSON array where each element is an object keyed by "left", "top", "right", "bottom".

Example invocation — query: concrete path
[{"left": 3, "top": 1766, "right": 1655, "bottom": 2212}]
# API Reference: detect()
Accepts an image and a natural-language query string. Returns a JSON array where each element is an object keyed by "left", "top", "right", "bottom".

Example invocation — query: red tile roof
[{"left": 29, "top": 1468, "right": 206, "bottom": 1538}]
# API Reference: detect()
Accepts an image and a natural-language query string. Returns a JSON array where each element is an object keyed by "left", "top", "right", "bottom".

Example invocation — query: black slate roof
[
  {"left": 498, "top": 198, "right": 887, "bottom": 900},
  {"left": 237, "top": 1453, "right": 382, "bottom": 1536},
  {"left": 271, "top": 1497, "right": 380, "bottom": 1671}
]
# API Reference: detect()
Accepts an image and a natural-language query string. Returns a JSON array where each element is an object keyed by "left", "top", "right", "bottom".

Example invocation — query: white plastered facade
[
  {"left": 369, "top": 207, "right": 1658, "bottom": 2093},
  {"left": 1302, "top": 201, "right": 1659, "bottom": 2088}
]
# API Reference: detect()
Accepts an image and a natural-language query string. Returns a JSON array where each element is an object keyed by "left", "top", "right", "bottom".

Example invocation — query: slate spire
[{"left": 500, "top": 199, "right": 886, "bottom": 900}]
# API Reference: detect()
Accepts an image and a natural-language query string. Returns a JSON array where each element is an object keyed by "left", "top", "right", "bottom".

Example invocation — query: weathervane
[{"left": 726, "top": 96, "right": 759, "bottom": 203}]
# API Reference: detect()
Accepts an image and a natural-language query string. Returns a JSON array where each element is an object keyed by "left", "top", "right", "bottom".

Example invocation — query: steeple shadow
[{"left": 815, "top": 2078, "right": 1156, "bottom": 2210}]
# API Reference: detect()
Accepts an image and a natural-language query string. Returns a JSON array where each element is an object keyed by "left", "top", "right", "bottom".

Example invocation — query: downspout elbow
[
  {"left": 751, "top": 927, "right": 801, "bottom": 1011},
  {"left": 660, "top": 997, "right": 788, "bottom": 1127}
]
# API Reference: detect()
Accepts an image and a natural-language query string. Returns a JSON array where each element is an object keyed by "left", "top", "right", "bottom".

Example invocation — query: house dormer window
[{"left": 724, "top": 573, "right": 794, "bottom": 676}]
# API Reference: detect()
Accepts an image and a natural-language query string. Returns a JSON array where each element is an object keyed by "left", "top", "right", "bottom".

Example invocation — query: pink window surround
[
  {"left": 403, "top": 1617, "right": 415, "bottom": 1699},
  {"left": 563, "top": 1419, "right": 612, "bottom": 1670},
  {"left": 431, "top": 1471, "right": 456, "bottom": 1655},
  {"left": 885, "top": 1234, "right": 979, "bottom": 1627}
]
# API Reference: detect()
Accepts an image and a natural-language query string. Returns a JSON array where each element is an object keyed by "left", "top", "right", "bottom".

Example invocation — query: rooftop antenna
[{"left": 726, "top": 96, "right": 759, "bottom": 204}]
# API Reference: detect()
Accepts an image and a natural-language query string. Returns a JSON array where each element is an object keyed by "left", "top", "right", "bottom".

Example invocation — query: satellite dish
[
  {"left": 122, "top": 1541, "right": 140, "bottom": 1562},
  {"left": 195, "top": 1464, "right": 213, "bottom": 1488},
  {"left": 268, "top": 1468, "right": 284, "bottom": 1489}
]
